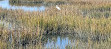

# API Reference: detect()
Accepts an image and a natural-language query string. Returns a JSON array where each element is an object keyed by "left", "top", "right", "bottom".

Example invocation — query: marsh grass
[
  {"left": 0, "top": 0, "right": 111, "bottom": 49},
  {"left": 65, "top": 39, "right": 111, "bottom": 49}
]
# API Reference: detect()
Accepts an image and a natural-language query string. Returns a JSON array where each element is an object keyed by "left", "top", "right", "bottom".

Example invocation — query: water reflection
[
  {"left": 45, "top": 36, "right": 71, "bottom": 49},
  {"left": 42, "top": 34, "right": 86, "bottom": 49},
  {"left": 42, "top": 34, "right": 109, "bottom": 49},
  {"left": 0, "top": 0, "right": 45, "bottom": 11}
]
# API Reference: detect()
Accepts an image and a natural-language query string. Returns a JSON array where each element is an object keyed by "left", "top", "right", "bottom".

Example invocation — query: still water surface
[
  {"left": 0, "top": 0, "right": 45, "bottom": 11},
  {"left": 45, "top": 36, "right": 71, "bottom": 49}
]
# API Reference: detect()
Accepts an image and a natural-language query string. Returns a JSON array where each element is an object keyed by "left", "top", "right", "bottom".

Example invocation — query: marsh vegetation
[{"left": 0, "top": 0, "right": 111, "bottom": 49}]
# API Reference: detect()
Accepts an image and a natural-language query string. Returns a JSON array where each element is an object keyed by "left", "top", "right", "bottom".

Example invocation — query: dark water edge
[{"left": 9, "top": 0, "right": 66, "bottom": 6}]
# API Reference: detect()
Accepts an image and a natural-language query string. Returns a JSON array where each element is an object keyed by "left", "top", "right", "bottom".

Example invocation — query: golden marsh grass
[{"left": 0, "top": 0, "right": 111, "bottom": 49}]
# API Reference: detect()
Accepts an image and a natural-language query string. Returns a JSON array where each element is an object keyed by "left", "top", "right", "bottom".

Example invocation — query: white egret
[{"left": 56, "top": 5, "right": 61, "bottom": 10}]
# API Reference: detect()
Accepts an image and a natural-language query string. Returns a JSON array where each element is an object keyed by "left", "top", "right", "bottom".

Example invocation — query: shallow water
[
  {"left": 0, "top": 0, "right": 45, "bottom": 11},
  {"left": 44, "top": 36, "right": 71, "bottom": 49},
  {"left": 42, "top": 35, "right": 110, "bottom": 49}
]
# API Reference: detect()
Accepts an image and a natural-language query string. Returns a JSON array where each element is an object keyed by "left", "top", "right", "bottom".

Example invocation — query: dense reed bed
[{"left": 0, "top": 0, "right": 111, "bottom": 49}]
